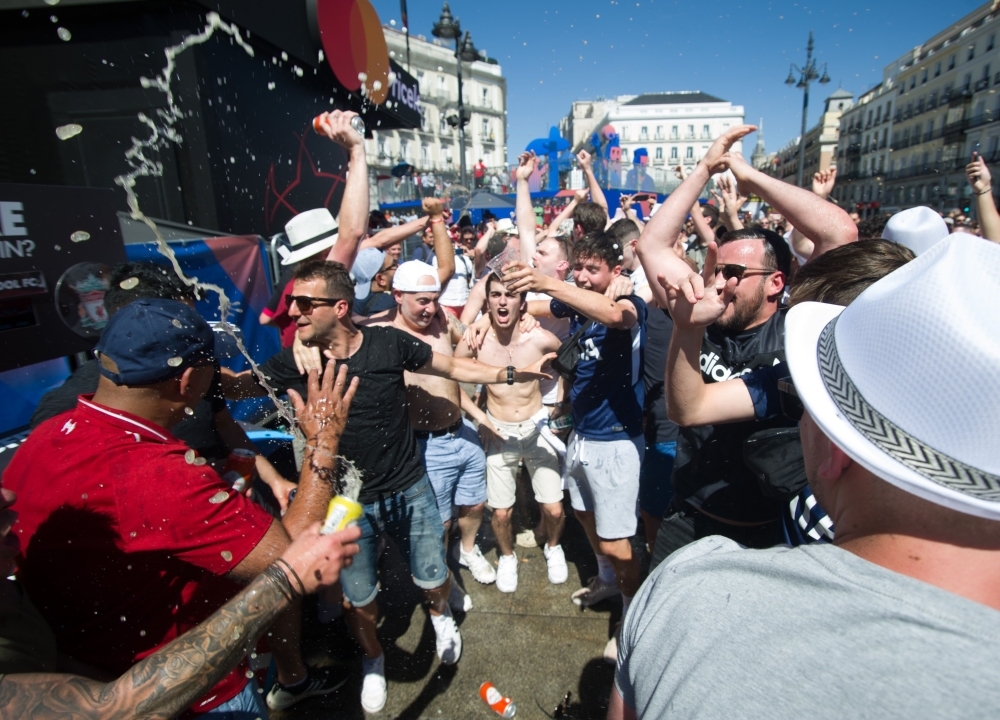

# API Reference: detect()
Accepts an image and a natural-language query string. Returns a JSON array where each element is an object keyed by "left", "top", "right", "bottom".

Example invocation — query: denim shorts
[
  {"left": 638, "top": 440, "right": 677, "bottom": 517},
  {"left": 417, "top": 418, "right": 488, "bottom": 522},
  {"left": 339, "top": 474, "right": 449, "bottom": 607},
  {"left": 202, "top": 678, "right": 268, "bottom": 720}
]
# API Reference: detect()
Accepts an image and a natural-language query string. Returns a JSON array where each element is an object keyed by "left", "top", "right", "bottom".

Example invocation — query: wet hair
[
  {"left": 542, "top": 235, "right": 573, "bottom": 266},
  {"left": 573, "top": 231, "right": 622, "bottom": 270},
  {"left": 292, "top": 259, "right": 356, "bottom": 304},
  {"left": 717, "top": 226, "right": 792, "bottom": 277},
  {"left": 789, "top": 239, "right": 914, "bottom": 307},
  {"left": 486, "top": 235, "right": 508, "bottom": 260},
  {"left": 104, "top": 262, "right": 196, "bottom": 315},
  {"left": 857, "top": 214, "right": 890, "bottom": 241},
  {"left": 573, "top": 201, "right": 607, "bottom": 234},
  {"left": 486, "top": 272, "right": 527, "bottom": 301},
  {"left": 607, "top": 218, "right": 640, "bottom": 246}
]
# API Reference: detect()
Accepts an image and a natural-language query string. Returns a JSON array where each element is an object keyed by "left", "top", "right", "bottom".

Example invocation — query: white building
[
  {"left": 368, "top": 27, "right": 507, "bottom": 188},
  {"left": 562, "top": 92, "right": 745, "bottom": 164}
]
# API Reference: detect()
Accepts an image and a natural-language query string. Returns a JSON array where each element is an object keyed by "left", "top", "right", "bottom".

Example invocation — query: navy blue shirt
[
  {"left": 741, "top": 361, "right": 786, "bottom": 421},
  {"left": 551, "top": 295, "right": 647, "bottom": 440}
]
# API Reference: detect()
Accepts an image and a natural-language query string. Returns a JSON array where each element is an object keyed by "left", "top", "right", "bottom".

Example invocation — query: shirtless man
[
  {"left": 456, "top": 274, "right": 564, "bottom": 592},
  {"left": 365, "top": 202, "right": 498, "bottom": 586}
]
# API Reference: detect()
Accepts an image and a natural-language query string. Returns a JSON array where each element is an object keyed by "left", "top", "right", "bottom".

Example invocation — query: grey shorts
[{"left": 564, "top": 432, "right": 643, "bottom": 540}]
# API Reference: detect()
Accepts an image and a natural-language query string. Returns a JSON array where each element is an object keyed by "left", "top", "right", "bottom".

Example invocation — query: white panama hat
[
  {"left": 279, "top": 208, "right": 339, "bottom": 266},
  {"left": 881, "top": 206, "right": 949, "bottom": 256},
  {"left": 785, "top": 234, "right": 1000, "bottom": 519}
]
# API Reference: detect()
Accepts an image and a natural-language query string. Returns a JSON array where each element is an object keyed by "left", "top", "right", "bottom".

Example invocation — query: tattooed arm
[{"left": 0, "top": 524, "right": 360, "bottom": 720}]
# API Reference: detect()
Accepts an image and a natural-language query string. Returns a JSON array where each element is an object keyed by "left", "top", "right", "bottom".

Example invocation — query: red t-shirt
[{"left": 4, "top": 396, "right": 273, "bottom": 713}]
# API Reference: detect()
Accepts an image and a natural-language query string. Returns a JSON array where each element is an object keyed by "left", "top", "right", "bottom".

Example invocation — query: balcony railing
[{"left": 975, "top": 78, "right": 990, "bottom": 92}]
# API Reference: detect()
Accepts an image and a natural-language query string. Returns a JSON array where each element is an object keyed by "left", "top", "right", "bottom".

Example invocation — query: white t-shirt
[{"left": 434, "top": 252, "right": 474, "bottom": 307}]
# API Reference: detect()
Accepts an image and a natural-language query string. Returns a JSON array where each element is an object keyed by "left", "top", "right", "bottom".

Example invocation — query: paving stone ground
[{"left": 273, "top": 497, "right": 647, "bottom": 720}]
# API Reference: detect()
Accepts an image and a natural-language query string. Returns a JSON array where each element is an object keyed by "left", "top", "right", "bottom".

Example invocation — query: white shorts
[{"left": 485, "top": 410, "right": 563, "bottom": 509}]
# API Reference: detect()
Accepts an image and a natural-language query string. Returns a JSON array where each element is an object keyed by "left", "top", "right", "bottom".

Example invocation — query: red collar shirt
[{"left": 3, "top": 396, "right": 273, "bottom": 712}]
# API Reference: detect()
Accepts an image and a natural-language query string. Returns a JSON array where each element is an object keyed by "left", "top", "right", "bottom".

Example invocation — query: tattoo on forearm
[
  {"left": 307, "top": 453, "right": 348, "bottom": 496},
  {"left": 448, "top": 314, "right": 467, "bottom": 335},
  {"left": 0, "top": 572, "right": 291, "bottom": 720}
]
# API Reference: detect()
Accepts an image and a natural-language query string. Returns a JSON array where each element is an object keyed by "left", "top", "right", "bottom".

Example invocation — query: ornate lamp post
[
  {"left": 433, "top": 3, "right": 479, "bottom": 188},
  {"left": 785, "top": 31, "right": 831, "bottom": 187}
]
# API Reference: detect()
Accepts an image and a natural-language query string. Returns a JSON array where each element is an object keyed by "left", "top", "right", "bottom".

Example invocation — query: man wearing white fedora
[{"left": 610, "top": 234, "right": 1000, "bottom": 719}]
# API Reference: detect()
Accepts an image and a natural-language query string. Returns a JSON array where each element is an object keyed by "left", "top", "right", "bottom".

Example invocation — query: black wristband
[
  {"left": 975, "top": 188, "right": 993, "bottom": 195},
  {"left": 272, "top": 558, "right": 305, "bottom": 598},
  {"left": 506, "top": 366, "right": 515, "bottom": 385},
  {"left": 262, "top": 563, "right": 297, "bottom": 604}
]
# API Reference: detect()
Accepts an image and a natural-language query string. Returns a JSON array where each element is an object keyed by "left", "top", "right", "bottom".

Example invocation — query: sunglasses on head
[
  {"left": 286, "top": 294, "right": 341, "bottom": 314},
  {"left": 713, "top": 264, "right": 775, "bottom": 281},
  {"left": 777, "top": 376, "right": 804, "bottom": 422}
]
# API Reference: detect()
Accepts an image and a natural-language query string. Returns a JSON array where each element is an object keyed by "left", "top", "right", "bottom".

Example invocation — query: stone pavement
[{"left": 274, "top": 500, "right": 640, "bottom": 720}]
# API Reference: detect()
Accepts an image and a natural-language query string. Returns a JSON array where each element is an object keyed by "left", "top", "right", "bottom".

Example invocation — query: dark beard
[{"left": 715, "top": 277, "right": 766, "bottom": 333}]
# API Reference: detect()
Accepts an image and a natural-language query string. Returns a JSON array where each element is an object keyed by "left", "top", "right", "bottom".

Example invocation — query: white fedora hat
[
  {"left": 279, "top": 208, "right": 339, "bottom": 266},
  {"left": 495, "top": 218, "right": 518, "bottom": 235},
  {"left": 785, "top": 234, "right": 1000, "bottom": 519},
  {"left": 881, "top": 206, "right": 949, "bottom": 256}
]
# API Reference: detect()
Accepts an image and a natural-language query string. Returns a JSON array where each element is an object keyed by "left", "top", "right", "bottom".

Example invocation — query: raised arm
[
  {"left": 547, "top": 188, "right": 586, "bottom": 239},
  {"left": 361, "top": 216, "right": 429, "bottom": 251},
  {"left": 473, "top": 222, "right": 496, "bottom": 277},
  {"left": 662, "top": 244, "right": 755, "bottom": 426},
  {"left": 515, "top": 151, "right": 539, "bottom": 261},
  {"left": 967, "top": 153, "right": 1000, "bottom": 243},
  {"left": 317, "top": 111, "right": 369, "bottom": 269},
  {"left": 423, "top": 198, "right": 455, "bottom": 286},
  {"left": 504, "top": 261, "right": 638, "bottom": 330},
  {"left": 726, "top": 154, "right": 856, "bottom": 259},
  {"left": 713, "top": 174, "right": 746, "bottom": 231},
  {"left": 577, "top": 150, "right": 609, "bottom": 217}
]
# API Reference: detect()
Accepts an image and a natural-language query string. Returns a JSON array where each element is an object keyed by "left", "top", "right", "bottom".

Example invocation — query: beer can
[
  {"left": 320, "top": 495, "right": 363, "bottom": 535},
  {"left": 312, "top": 114, "right": 366, "bottom": 136},
  {"left": 222, "top": 448, "right": 256, "bottom": 493},
  {"left": 479, "top": 682, "right": 516, "bottom": 718}
]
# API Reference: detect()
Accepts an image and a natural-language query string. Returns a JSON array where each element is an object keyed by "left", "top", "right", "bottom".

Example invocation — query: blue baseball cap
[{"left": 95, "top": 298, "right": 220, "bottom": 385}]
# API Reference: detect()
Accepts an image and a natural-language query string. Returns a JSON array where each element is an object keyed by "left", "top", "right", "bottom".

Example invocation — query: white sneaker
[
  {"left": 430, "top": 608, "right": 463, "bottom": 665},
  {"left": 360, "top": 654, "right": 387, "bottom": 713},
  {"left": 496, "top": 552, "right": 518, "bottom": 593},
  {"left": 455, "top": 543, "right": 498, "bottom": 584},
  {"left": 542, "top": 544, "right": 568, "bottom": 584},
  {"left": 571, "top": 575, "right": 618, "bottom": 607},
  {"left": 603, "top": 622, "right": 621, "bottom": 665},
  {"left": 448, "top": 576, "right": 474, "bottom": 612}
]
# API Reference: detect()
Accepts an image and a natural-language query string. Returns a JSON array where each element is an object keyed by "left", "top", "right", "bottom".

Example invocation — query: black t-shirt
[
  {"left": 258, "top": 326, "right": 433, "bottom": 504},
  {"left": 643, "top": 307, "right": 680, "bottom": 445},
  {"left": 671, "top": 309, "right": 794, "bottom": 524},
  {"left": 29, "top": 360, "right": 228, "bottom": 460}
]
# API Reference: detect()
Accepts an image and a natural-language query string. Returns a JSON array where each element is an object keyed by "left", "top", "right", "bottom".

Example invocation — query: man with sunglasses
[
  {"left": 637, "top": 125, "right": 858, "bottom": 570},
  {"left": 227, "top": 259, "right": 552, "bottom": 713}
]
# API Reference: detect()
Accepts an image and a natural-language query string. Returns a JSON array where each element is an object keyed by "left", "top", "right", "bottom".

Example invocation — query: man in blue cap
[{"left": 4, "top": 298, "right": 357, "bottom": 717}]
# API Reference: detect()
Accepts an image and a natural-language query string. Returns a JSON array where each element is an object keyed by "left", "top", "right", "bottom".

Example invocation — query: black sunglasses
[
  {"left": 777, "top": 376, "right": 804, "bottom": 422},
  {"left": 714, "top": 263, "right": 775, "bottom": 281},
  {"left": 286, "top": 294, "right": 342, "bottom": 314}
]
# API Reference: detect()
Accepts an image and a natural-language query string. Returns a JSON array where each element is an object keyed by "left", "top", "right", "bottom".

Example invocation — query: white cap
[{"left": 392, "top": 260, "right": 441, "bottom": 292}]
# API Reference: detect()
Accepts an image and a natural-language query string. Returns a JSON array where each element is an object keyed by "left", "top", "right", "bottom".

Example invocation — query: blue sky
[{"left": 370, "top": 0, "right": 984, "bottom": 163}]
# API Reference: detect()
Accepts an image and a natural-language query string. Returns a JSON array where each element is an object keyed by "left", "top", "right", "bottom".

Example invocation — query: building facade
[
  {"left": 769, "top": 89, "right": 853, "bottom": 186},
  {"left": 368, "top": 27, "right": 507, "bottom": 193},
  {"left": 838, "top": 2, "right": 1000, "bottom": 214},
  {"left": 560, "top": 91, "right": 744, "bottom": 192},
  {"left": 833, "top": 82, "right": 896, "bottom": 218}
]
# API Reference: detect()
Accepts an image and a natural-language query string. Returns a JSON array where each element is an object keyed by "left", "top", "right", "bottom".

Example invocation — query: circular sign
[
  {"left": 54, "top": 262, "right": 112, "bottom": 338},
  {"left": 316, "top": 0, "right": 391, "bottom": 104}
]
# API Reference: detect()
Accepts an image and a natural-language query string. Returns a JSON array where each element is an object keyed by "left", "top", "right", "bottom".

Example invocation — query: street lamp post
[
  {"left": 785, "top": 31, "right": 831, "bottom": 187},
  {"left": 433, "top": 3, "right": 478, "bottom": 189}
]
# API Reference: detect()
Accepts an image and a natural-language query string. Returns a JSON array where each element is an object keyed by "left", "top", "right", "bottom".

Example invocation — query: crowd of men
[{"left": 1, "top": 109, "right": 999, "bottom": 719}]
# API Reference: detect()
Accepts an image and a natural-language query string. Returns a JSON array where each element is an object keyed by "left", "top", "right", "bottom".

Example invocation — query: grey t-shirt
[{"left": 617, "top": 536, "right": 1000, "bottom": 719}]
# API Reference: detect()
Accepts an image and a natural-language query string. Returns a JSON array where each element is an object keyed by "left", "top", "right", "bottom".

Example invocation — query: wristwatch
[{"left": 506, "top": 366, "right": 515, "bottom": 385}]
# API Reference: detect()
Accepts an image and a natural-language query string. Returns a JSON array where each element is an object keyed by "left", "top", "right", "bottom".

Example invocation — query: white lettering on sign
[
  {"left": 0, "top": 239, "right": 35, "bottom": 258},
  {"left": 391, "top": 77, "right": 421, "bottom": 112},
  {"left": 0, "top": 202, "right": 26, "bottom": 236}
]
